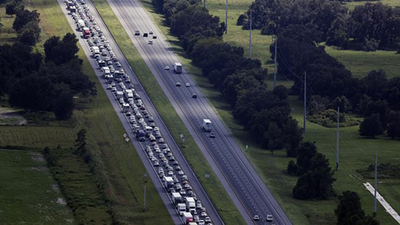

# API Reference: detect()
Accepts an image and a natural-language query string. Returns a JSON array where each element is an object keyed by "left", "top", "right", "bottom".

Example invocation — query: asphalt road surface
[
  {"left": 58, "top": 0, "right": 224, "bottom": 224},
  {"left": 105, "top": 0, "right": 294, "bottom": 224}
]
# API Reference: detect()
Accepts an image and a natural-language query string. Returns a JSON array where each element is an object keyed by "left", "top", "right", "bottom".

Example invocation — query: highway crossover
[
  {"left": 58, "top": 0, "right": 224, "bottom": 224},
  {"left": 105, "top": 0, "right": 293, "bottom": 224}
]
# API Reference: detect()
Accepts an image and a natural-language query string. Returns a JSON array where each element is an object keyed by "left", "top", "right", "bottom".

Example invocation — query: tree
[
  {"left": 387, "top": 111, "right": 400, "bottom": 139},
  {"left": 292, "top": 153, "right": 335, "bottom": 200},
  {"left": 8, "top": 74, "right": 55, "bottom": 111},
  {"left": 44, "top": 33, "right": 79, "bottom": 65},
  {"left": 17, "top": 21, "right": 41, "bottom": 46},
  {"left": 335, "top": 191, "right": 365, "bottom": 225},
  {"left": 287, "top": 160, "right": 298, "bottom": 175},
  {"left": 52, "top": 84, "right": 75, "bottom": 120},
  {"left": 13, "top": 9, "right": 40, "bottom": 31},
  {"left": 357, "top": 215, "right": 380, "bottom": 225},
  {"left": 295, "top": 141, "right": 317, "bottom": 175},
  {"left": 284, "top": 118, "right": 303, "bottom": 157},
  {"left": 75, "top": 129, "right": 87, "bottom": 155},
  {"left": 6, "top": 1, "right": 17, "bottom": 17},
  {"left": 359, "top": 114, "right": 383, "bottom": 138}
]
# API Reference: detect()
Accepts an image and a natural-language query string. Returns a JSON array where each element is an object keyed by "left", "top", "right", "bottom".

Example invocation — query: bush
[{"left": 307, "top": 109, "right": 360, "bottom": 128}]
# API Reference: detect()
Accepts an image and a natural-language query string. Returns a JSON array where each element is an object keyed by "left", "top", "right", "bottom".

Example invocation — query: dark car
[
  {"left": 143, "top": 33, "right": 148, "bottom": 37},
  {"left": 192, "top": 93, "right": 197, "bottom": 99},
  {"left": 210, "top": 132, "right": 215, "bottom": 138}
]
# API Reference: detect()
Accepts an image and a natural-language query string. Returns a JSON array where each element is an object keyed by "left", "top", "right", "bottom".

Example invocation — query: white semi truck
[
  {"left": 174, "top": 62, "right": 182, "bottom": 74},
  {"left": 201, "top": 119, "right": 212, "bottom": 132},
  {"left": 185, "top": 197, "right": 196, "bottom": 213}
]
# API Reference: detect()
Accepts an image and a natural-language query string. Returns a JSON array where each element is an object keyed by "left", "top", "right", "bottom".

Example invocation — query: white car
[
  {"left": 185, "top": 82, "right": 190, "bottom": 87},
  {"left": 164, "top": 65, "right": 170, "bottom": 70},
  {"left": 266, "top": 214, "right": 273, "bottom": 222},
  {"left": 253, "top": 214, "right": 260, "bottom": 221}
]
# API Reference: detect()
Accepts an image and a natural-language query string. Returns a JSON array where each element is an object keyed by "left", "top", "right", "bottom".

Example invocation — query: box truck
[
  {"left": 182, "top": 212, "right": 193, "bottom": 225},
  {"left": 174, "top": 63, "right": 182, "bottom": 74},
  {"left": 201, "top": 119, "right": 212, "bottom": 132}
]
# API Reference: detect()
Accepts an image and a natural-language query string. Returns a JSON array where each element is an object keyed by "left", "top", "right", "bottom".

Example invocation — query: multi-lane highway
[
  {"left": 105, "top": 0, "right": 293, "bottom": 224},
  {"left": 58, "top": 0, "right": 224, "bottom": 224}
]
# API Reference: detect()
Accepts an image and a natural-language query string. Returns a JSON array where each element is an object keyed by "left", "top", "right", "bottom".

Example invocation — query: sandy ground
[{"left": 0, "top": 107, "right": 27, "bottom": 125}]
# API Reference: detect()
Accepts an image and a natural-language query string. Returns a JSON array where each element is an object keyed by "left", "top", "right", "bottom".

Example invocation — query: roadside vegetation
[
  {"left": 89, "top": 0, "right": 246, "bottom": 224},
  {"left": 0, "top": 0, "right": 173, "bottom": 223},
  {"left": 0, "top": 148, "right": 75, "bottom": 224},
  {"left": 139, "top": 0, "right": 400, "bottom": 224}
]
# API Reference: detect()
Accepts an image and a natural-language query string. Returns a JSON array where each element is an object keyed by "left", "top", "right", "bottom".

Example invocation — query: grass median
[
  {"left": 90, "top": 0, "right": 246, "bottom": 224},
  {"left": 137, "top": 0, "right": 400, "bottom": 224},
  {"left": 0, "top": 0, "right": 172, "bottom": 223}
]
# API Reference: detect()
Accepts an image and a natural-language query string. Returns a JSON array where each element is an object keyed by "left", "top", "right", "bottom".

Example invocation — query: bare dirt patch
[
  {"left": 30, "top": 152, "right": 46, "bottom": 162},
  {"left": 0, "top": 107, "right": 27, "bottom": 125}
]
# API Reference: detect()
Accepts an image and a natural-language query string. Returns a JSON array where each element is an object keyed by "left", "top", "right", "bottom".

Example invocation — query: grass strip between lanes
[{"left": 90, "top": 0, "right": 246, "bottom": 224}]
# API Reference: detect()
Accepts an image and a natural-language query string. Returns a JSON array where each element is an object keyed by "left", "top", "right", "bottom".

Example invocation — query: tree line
[
  {"left": 5, "top": 0, "right": 41, "bottom": 46},
  {"left": 239, "top": 0, "right": 400, "bottom": 51},
  {"left": 152, "top": 0, "right": 303, "bottom": 154},
  {"left": 271, "top": 24, "right": 400, "bottom": 140},
  {"left": 0, "top": 17, "right": 96, "bottom": 120}
]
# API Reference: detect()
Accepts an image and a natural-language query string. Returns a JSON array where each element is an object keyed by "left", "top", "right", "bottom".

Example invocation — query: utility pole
[
  {"left": 143, "top": 185, "right": 147, "bottom": 212},
  {"left": 374, "top": 148, "right": 378, "bottom": 214},
  {"left": 303, "top": 71, "right": 307, "bottom": 133},
  {"left": 336, "top": 106, "right": 340, "bottom": 171},
  {"left": 273, "top": 35, "right": 278, "bottom": 89},
  {"left": 249, "top": 10, "right": 252, "bottom": 58},
  {"left": 225, "top": 0, "right": 228, "bottom": 34}
]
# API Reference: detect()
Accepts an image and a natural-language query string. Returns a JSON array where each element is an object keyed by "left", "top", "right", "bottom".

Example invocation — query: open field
[
  {"left": 0, "top": 149, "right": 75, "bottom": 224},
  {"left": 207, "top": 0, "right": 275, "bottom": 73},
  {"left": 0, "top": 0, "right": 172, "bottom": 223},
  {"left": 138, "top": 0, "right": 400, "bottom": 224},
  {"left": 90, "top": 0, "right": 246, "bottom": 224},
  {"left": 325, "top": 45, "right": 400, "bottom": 79}
]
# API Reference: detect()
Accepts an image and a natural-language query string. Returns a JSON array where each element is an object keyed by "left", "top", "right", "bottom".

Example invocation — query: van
[
  {"left": 145, "top": 126, "right": 153, "bottom": 134},
  {"left": 77, "top": 19, "right": 85, "bottom": 30},
  {"left": 101, "top": 66, "right": 110, "bottom": 75}
]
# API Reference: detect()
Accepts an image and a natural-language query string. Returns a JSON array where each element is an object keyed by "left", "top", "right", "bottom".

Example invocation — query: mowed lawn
[
  {"left": 0, "top": 0, "right": 173, "bottom": 223},
  {"left": 0, "top": 149, "right": 75, "bottom": 224},
  {"left": 325, "top": 46, "right": 400, "bottom": 79},
  {"left": 139, "top": 0, "right": 400, "bottom": 224}
]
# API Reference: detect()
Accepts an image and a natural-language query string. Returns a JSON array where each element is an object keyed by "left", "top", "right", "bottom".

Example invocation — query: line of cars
[{"left": 64, "top": 1, "right": 214, "bottom": 224}]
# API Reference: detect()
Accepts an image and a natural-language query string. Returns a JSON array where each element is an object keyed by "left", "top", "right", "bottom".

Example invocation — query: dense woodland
[
  {"left": 151, "top": 0, "right": 344, "bottom": 202},
  {"left": 0, "top": 3, "right": 95, "bottom": 119},
  {"left": 236, "top": 0, "right": 400, "bottom": 140},
  {"left": 240, "top": 0, "right": 400, "bottom": 51}
]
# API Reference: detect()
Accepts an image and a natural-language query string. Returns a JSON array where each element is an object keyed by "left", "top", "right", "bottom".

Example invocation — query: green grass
[
  {"left": 0, "top": 5, "right": 18, "bottom": 45},
  {"left": 136, "top": 0, "right": 400, "bottom": 224},
  {"left": 0, "top": 0, "right": 173, "bottom": 223},
  {"left": 90, "top": 0, "right": 246, "bottom": 224},
  {"left": 325, "top": 45, "right": 400, "bottom": 79},
  {"left": 45, "top": 147, "right": 114, "bottom": 224},
  {"left": 208, "top": 1, "right": 275, "bottom": 72},
  {"left": 0, "top": 149, "right": 75, "bottom": 224}
]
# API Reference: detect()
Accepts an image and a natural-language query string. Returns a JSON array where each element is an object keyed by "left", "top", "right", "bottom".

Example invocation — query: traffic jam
[{"left": 63, "top": 0, "right": 214, "bottom": 224}]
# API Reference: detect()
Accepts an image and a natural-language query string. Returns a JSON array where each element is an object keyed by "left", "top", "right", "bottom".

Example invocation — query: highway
[
  {"left": 105, "top": 0, "right": 294, "bottom": 224},
  {"left": 58, "top": 0, "right": 224, "bottom": 224}
]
